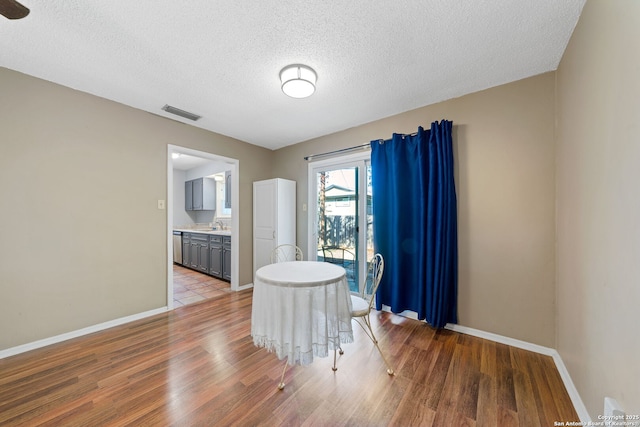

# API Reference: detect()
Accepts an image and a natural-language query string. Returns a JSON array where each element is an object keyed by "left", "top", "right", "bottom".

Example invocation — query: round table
[{"left": 251, "top": 261, "right": 354, "bottom": 366}]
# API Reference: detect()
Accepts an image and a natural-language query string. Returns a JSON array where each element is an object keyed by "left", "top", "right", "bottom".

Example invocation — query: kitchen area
[{"left": 172, "top": 152, "right": 234, "bottom": 306}]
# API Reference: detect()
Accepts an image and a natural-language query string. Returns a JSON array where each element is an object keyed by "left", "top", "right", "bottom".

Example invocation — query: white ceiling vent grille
[{"left": 161, "top": 104, "right": 202, "bottom": 121}]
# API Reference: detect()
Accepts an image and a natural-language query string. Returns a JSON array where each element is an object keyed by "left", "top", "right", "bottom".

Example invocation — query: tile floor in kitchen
[{"left": 173, "top": 264, "right": 231, "bottom": 307}]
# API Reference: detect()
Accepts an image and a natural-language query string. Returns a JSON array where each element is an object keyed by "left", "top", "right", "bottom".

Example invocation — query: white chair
[
  {"left": 270, "top": 244, "right": 303, "bottom": 263},
  {"left": 333, "top": 253, "right": 394, "bottom": 375}
]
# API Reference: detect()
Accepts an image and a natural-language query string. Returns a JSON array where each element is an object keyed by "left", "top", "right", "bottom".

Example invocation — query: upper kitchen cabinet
[
  {"left": 185, "top": 179, "right": 193, "bottom": 211},
  {"left": 185, "top": 177, "right": 216, "bottom": 211}
]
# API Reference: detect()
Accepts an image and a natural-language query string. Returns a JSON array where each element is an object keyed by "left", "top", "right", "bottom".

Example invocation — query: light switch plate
[{"left": 157, "top": 200, "right": 166, "bottom": 210}]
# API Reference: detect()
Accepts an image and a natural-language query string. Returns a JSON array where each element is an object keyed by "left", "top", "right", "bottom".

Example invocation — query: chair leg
[
  {"left": 332, "top": 345, "right": 345, "bottom": 371},
  {"left": 278, "top": 359, "right": 288, "bottom": 390},
  {"left": 332, "top": 348, "right": 338, "bottom": 371},
  {"left": 357, "top": 315, "right": 395, "bottom": 376}
]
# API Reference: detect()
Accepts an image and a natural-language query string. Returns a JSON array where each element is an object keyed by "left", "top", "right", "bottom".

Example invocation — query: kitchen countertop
[{"left": 174, "top": 228, "right": 232, "bottom": 236}]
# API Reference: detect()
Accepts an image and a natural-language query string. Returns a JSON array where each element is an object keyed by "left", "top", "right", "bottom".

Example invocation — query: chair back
[
  {"left": 361, "top": 253, "right": 384, "bottom": 310},
  {"left": 270, "top": 244, "right": 303, "bottom": 263},
  {"left": 322, "top": 246, "right": 356, "bottom": 284}
]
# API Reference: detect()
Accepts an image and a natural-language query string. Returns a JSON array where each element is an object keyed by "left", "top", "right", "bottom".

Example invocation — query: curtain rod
[
  {"left": 303, "top": 131, "right": 421, "bottom": 161},
  {"left": 304, "top": 142, "right": 373, "bottom": 161}
]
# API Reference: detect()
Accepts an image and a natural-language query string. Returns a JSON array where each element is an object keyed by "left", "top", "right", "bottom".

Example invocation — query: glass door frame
[{"left": 307, "top": 150, "right": 371, "bottom": 293}]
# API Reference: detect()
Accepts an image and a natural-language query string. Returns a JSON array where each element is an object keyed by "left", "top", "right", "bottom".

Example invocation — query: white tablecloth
[{"left": 251, "top": 261, "right": 354, "bottom": 366}]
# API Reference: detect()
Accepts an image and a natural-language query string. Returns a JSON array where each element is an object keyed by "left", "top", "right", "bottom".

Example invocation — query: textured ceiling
[{"left": 0, "top": 0, "right": 585, "bottom": 150}]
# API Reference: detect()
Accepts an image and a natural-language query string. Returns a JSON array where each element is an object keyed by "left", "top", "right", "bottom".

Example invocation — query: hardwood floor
[{"left": 0, "top": 289, "right": 579, "bottom": 426}]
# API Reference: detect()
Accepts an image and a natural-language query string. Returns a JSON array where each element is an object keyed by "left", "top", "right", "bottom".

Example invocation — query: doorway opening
[{"left": 167, "top": 145, "right": 239, "bottom": 309}]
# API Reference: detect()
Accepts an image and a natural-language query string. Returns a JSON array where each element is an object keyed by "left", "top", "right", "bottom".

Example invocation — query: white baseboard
[
  {"left": 444, "top": 323, "right": 591, "bottom": 423},
  {"left": 445, "top": 323, "right": 556, "bottom": 356},
  {"left": 237, "top": 282, "right": 254, "bottom": 291},
  {"left": 0, "top": 306, "right": 169, "bottom": 360},
  {"left": 550, "top": 351, "right": 591, "bottom": 423}
]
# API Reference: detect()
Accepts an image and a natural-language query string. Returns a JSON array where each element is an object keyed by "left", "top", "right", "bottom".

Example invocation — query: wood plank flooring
[{"left": 0, "top": 289, "right": 579, "bottom": 426}]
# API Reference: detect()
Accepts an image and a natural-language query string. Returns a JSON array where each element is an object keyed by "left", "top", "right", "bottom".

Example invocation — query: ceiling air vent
[{"left": 161, "top": 104, "right": 202, "bottom": 121}]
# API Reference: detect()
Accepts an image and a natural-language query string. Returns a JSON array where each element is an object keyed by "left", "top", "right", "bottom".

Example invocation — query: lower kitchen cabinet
[
  {"left": 208, "top": 235, "right": 223, "bottom": 278},
  {"left": 177, "top": 231, "right": 230, "bottom": 282},
  {"left": 222, "top": 236, "right": 231, "bottom": 281},
  {"left": 182, "top": 233, "right": 191, "bottom": 267},
  {"left": 189, "top": 233, "right": 209, "bottom": 273}
]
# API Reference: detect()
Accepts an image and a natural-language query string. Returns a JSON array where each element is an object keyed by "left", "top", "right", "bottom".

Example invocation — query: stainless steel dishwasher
[{"left": 172, "top": 231, "right": 182, "bottom": 264}]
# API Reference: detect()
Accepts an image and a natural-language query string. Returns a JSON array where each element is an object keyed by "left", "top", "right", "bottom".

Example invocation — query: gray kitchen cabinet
[
  {"left": 189, "top": 233, "right": 209, "bottom": 273},
  {"left": 224, "top": 170, "right": 232, "bottom": 209},
  {"left": 188, "top": 239, "right": 198, "bottom": 269},
  {"left": 222, "top": 236, "right": 231, "bottom": 281},
  {"left": 208, "top": 235, "right": 223, "bottom": 278},
  {"left": 192, "top": 178, "right": 203, "bottom": 210},
  {"left": 185, "top": 177, "right": 216, "bottom": 211},
  {"left": 177, "top": 231, "right": 230, "bottom": 281},
  {"left": 181, "top": 233, "right": 191, "bottom": 266},
  {"left": 185, "top": 181, "right": 194, "bottom": 212}
]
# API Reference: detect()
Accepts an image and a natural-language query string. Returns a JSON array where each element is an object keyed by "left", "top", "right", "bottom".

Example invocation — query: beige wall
[
  {"left": 0, "top": 67, "right": 273, "bottom": 350},
  {"left": 556, "top": 0, "right": 640, "bottom": 418},
  {"left": 5, "top": 1, "right": 636, "bottom": 415},
  {"left": 274, "top": 72, "right": 557, "bottom": 347}
]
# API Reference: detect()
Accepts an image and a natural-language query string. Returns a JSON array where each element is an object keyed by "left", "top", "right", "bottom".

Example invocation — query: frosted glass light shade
[{"left": 280, "top": 65, "right": 317, "bottom": 98}]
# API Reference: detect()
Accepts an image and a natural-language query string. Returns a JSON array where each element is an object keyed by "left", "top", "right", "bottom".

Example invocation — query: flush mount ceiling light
[{"left": 280, "top": 64, "right": 317, "bottom": 98}]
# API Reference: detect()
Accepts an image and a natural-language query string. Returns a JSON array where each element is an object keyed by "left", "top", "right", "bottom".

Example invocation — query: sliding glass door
[{"left": 308, "top": 153, "right": 372, "bottom": 293}]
